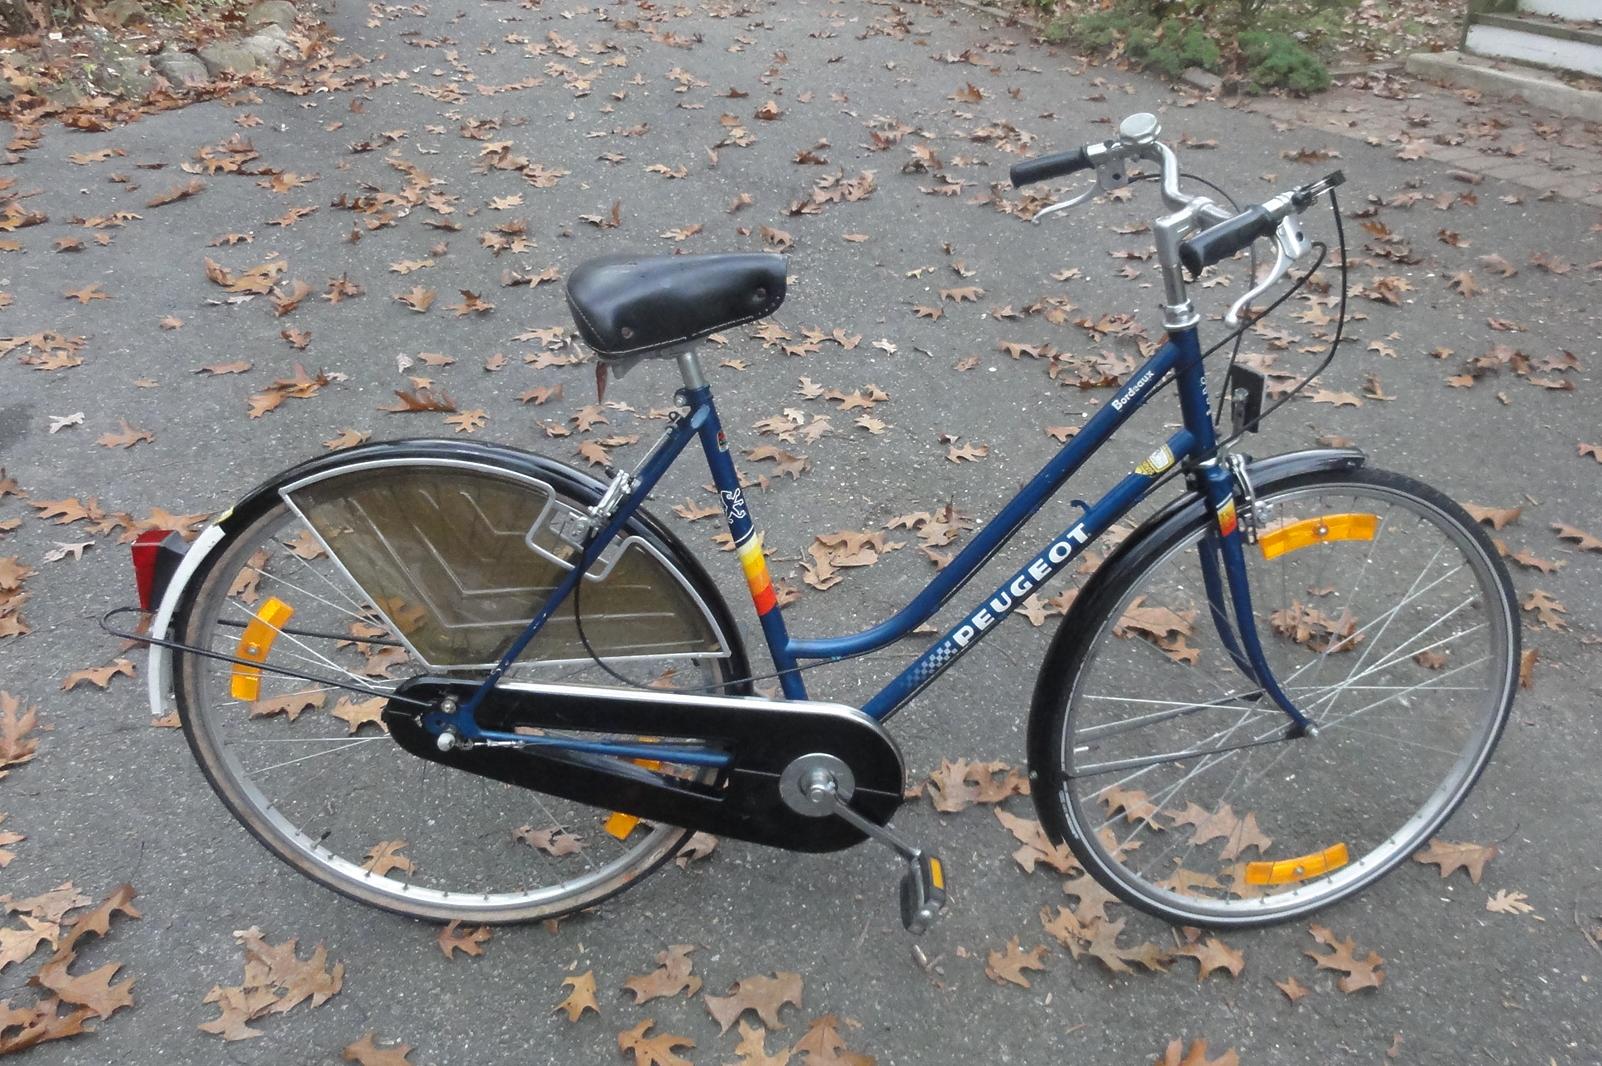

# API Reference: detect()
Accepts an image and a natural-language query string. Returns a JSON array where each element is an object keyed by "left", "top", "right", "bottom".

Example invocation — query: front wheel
[
  {"left": 171, "top": 444, "right": 748, "bottom": 924},
  {"left": 1033, "top": 466, "right": 1519, "bottom": 928}
]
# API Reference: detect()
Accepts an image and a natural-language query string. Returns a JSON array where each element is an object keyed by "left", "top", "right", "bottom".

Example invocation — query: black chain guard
[{"left": 383, "top": 677, "right": 905, "bottom": 853}]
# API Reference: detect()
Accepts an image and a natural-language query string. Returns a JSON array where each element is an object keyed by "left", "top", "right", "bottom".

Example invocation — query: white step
[
  {"left": 1466, "top": 15, "right": 1602, "bottom": 79},
  {"left": 1519, "top": 0, "right": 1601, "bottom": 23}
]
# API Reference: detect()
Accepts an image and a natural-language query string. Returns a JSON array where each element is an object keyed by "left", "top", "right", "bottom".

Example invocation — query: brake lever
[
  {"left": 1031, "top": 182, "right": 1099, "bottom": 223},
  {"left": 1224, "top": 215, "right": 1309, "bottom": 327},
  {"left": 1031, "top": 144, "right": 1137, "bottom": 224}
]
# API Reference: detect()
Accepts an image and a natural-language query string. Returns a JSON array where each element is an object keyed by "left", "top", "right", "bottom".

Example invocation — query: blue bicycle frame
[{"left": 450, "top": 321, "right": 1311, "bottom": 760}]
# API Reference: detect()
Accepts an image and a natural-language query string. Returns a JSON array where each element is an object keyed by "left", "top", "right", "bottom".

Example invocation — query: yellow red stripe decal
[{"left": 737, "top": 535, "right": 777, "bottom": 615}]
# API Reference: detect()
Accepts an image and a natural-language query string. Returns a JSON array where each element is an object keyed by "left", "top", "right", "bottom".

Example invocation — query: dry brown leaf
[
  {"left": 789, "top": 1014, "right": 874, "bottom": 1066},
  {"left": 993, "top": 809, "right": 1078, "bottom": 875},
  {"left": 1521, "top": 589, "right": 1567, "bottom": 630},
  {"left": 1412, "top": 838, "right": 1498, "bottom": 883},
  {"left": 323, "top": 429, "right": 371, "bottom": 452},
  {"left": 554, "top": 971, "right": 599, "bottom": 1022},
  {"left": 1155, "top": 1038, "right": 1239, "bottom": 1066},
  {"left": 1464, "top": 503, "right": 1520, "bottom": 530},
  {"left": 1275, "top": 975, "right": 1310, "bottom": 1003},
  {"left": 728, "top": 1020, "right": 791, "bottom": 1066},
  {"left": 199, "top": 926, "right": 342, "bottom": 1040},
  {"left": 435, "top": 921, "right": 490, "bottom": 960},
  {"left": 513, "top": 826, "right": 583, "bottom": 857},
  {"left": 196, "top": 360, "right": 252, "bottom": 376},
  {"left": 1485, "top": 889, "right": 1534, "bottom": 916},
  {"left": 623, "top": 945, "right": 701, "bottom": 1004},
  {"left": 617, "top": 1019, "right": 694, "bottom": 1066},
  {"left": 924, "top": 758, "right": 1027, "bottom": 813},
  {"left": 1553, "top": 523, "right": 1602, "bottom": 552},
  {"left": 249, "top": 690, "right": 326, "bottom": 723},
  {"left": 1175, "top": 936, "right": 1245, "bottom": 981},
  {"left": 704, "top": 971, "right": 802, "bottom": 1033},
  {"left": 95, "top": 421, "right": 154, "bottom": 450},
  {"left": 1305, "top": 924, "right": 1384, "bottom": 993},
  {"left": 343, "top": 1032, "right": 416, "bottom": 1065},
  {"left": 361, "top": 840, "right": 415, "bottom": 878},
  {"left": 395, "top": 286, "right": 437, "bottom": 313},
  {"left": 985, "top": 937, "right": 1049, "bottom": 988},
  {"left": 946, "top": 441, "right": 989, "bottom": 463},
  {"left": 445, "top": 409, "right": 488, "bottom": 434},
  {"left": 60, "top": 659, "right": 135, "bottom": 692},
  {"left": 147, "top": 178, "right": 206, "bottom": 208}
]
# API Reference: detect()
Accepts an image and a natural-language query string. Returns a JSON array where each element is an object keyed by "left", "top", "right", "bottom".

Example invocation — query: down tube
[{"left": 862, "top": 429, "right": 1197, "bottom": 721}]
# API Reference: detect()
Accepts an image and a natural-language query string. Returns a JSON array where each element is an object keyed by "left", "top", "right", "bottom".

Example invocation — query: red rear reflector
[{"left": 131, "top": 529, "right": 175, "bottom": 611}]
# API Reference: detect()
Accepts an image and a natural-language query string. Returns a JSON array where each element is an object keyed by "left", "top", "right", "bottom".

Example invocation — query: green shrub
[
  {"left": 1051, "top": 0, "right": 1341, "bottom": 94},
  {"left": 1240, "top": 29, "right": 1331, "bottom": 92}
]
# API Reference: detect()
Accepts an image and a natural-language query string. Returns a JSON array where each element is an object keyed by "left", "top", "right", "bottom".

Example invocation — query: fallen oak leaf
[
  {"left": 703, "top": 971, "right": 802, "bottom": 1033},
  {"left": 343, "top": 1032, "right": 416, "bottom": 1065},
  {"left": 554, "top": 971, "right": 599, "bottom": 1022},
  {"left": 63, "top": 284, "right": 109, "bottom": 304},
  {"left": 61, "top": 658, "right": 136, "bottom": 692},
  {"left": 623, "top": 945, "right": 700, "bottom": 1004},
  {"left": 1155, "top": 1038, "right": 1239, "bottom": 1066},
  {"left": 147, "top": 178, "right": 206, "bottom": 208},
  {"left": 1274, "top": 975, "right": 1310, "bottom": 1003},
  {"left": 360, "top": 839, "right": 415, "bottom": 878},
  {"left": 984, "top": 937, "right": 1048, "bottom": 988},
  {"left": 95, "top": 421, "right": 155, "bottom": 450},
  {"left": 1553, "top": 522, "right": 1602, "bottom": 552},
  {"left": 394, "top": 287, "right": 437, "bottom": 313},
  {"left": 617, "top": 1019, "right": 694, "bottom": 1066},
  {"left": 1485, "top": 889, "right": 1535, "bottom": 915},
  {"left": 435, "top": 921, "right": 490, "bottom": 959},
  {"left": 1175, "top": 936, "right": 1245, "bottom": 981},
  {"left": 196, "top": 360, "right": 252, "bottom": 376},
  {"left": 1304, "top": 924, "right": 1384, "bottom": 993},
  {"left": 1464, "top": 503, "right": 1520, "bottom": 529}
]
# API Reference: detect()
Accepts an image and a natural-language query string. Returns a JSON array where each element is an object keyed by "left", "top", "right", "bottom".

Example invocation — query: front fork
[{"left": 1195, "top": 452, "right": 1316, "bottom": 736}]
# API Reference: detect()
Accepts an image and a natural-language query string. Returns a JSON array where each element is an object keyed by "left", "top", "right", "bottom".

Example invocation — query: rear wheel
[
  {"left": 172, "top": 451, "right": 744, "bottom": 924},
  {"left": 1035, "top": 467, "right": 1519, "bottom": 927}
]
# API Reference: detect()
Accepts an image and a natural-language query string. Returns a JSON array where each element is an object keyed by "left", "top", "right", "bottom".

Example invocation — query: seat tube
[{"left": 682, "top": 363, "right": 806, "bottom": 700}]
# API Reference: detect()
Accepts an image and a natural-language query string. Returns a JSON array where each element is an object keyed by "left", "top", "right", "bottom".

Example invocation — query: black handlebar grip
[
  {"left": 1178, "top": 206, "right": 1278, "bottom": 275},
  {"left": 1009, "top": 146, "right": 1092, "bottom": 188}
]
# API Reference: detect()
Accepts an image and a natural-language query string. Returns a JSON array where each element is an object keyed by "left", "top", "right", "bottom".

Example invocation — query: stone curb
[{"left": 1405, "top": 49, "right": 1602, "bottom": 124}]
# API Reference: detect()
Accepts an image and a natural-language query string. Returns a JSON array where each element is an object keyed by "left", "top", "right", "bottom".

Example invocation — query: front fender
[{"left": 1024, "top": 446, "right": 1365, "bottom": 842}]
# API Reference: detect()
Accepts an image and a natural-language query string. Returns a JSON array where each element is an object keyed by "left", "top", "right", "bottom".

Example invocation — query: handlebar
[
  {"left": 1009, "top": 145, "right": 1096, "bottom": 188},
  {"left": 1178, "top": 205, "right": 1279, "bottom": 275},
  {"left": 1015, "top": 115, "right": 1345, "bottom": 327},
  {"left": 1179, "top": 170, "right": 1346, "bottom": 275}
]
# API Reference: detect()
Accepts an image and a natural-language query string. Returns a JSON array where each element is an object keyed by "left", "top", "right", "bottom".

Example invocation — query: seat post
[{"left": 676, "top": 350, "right": 708, "bottom": 392}]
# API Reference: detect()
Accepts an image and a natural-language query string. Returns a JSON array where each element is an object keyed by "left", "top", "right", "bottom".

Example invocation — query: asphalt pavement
[{"left": 1, "top": 0, "right": 1600, "bottom": 1062}]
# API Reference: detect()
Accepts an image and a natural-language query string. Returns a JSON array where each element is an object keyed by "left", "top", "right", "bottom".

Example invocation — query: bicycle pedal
[{"left": 899, "top": 853, "right": 949, "bottom": 935}]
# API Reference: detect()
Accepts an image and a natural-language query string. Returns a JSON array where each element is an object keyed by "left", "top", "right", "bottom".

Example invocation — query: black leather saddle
[{"left": 564, "top": 252, "right": 787, "bottom": 360}]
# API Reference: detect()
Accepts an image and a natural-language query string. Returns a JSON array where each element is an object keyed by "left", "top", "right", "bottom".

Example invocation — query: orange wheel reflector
[
  {"left": 1258, "top": 513, "right": 1378, "bottom": 561},
  {"left": 605, "top": 754, "right": 664, "bottom": 840},
  {"left": 230, "top": 596, "right": 294, "bottom": 701},
  {"left": 603, "top": 812, "right": 642, "bottom": 841},
  {"left": 1244, "top": 842, "right": 1350, "bottom": 885}
]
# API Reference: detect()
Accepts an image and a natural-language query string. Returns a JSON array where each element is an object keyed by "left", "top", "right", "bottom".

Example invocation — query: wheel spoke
[{"left": 1057, "top": 478, "right": 1515, "bottom": 921}]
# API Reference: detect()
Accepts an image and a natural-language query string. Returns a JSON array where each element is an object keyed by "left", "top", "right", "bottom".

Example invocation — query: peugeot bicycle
[{"left": 112, "top": 114, "right": 1520, "bottom": 932}]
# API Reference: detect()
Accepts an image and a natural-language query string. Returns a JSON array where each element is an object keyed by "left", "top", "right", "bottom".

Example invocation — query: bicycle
[{"left": 112, "top": 113, "right": 1520, "bottom": 933}]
